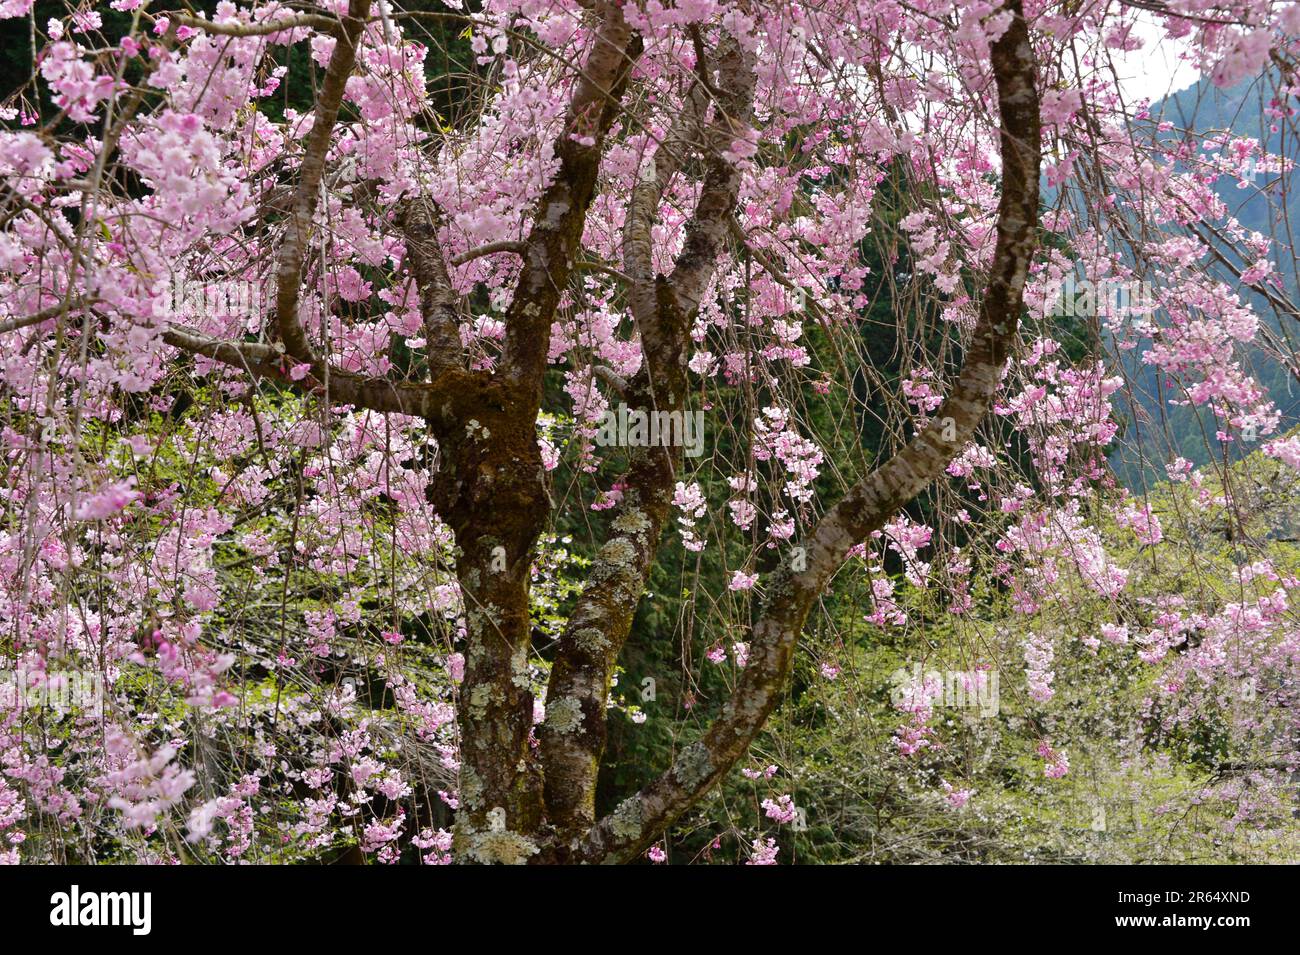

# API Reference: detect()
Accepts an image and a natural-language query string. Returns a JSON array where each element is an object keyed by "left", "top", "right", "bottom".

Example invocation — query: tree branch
[
  {"left": 450, "top": 241, "right": 527, "bottom": 266},
  {"left": 0, "top": 296, "right": 98, "bottom": 335},
  {"left": 160, "top": 10, "right": 343, "bottom": 38},
  {"left": 496, "top": 2, "right": 640, "bottom": 402},
  {"left": 398, "top": 196, "right": 466, "bottom": 379},
  {"left": 162, "top": 324, "right": 454, "bottom": 420},
  {"left": 274, "top": 0, "right": 372, "bottom": 363}
]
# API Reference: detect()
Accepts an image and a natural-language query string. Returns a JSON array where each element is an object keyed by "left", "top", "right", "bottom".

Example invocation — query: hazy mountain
[{"left": 1108, "top": 71, "right": 1300, "bottom": 489}]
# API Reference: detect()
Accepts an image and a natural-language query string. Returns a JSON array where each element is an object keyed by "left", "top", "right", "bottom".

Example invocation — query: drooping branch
[
  {"left": 166, "top": 0, "right": 448, "bottom": 422},
  {"left": 726, "top": 216, "right": 830, "bottom": 323},
  {"left": 573, "top": 0, "right": 1042, "bottom": 864}
]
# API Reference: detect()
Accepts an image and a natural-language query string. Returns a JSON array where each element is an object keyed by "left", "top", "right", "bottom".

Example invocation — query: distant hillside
[{"left": 1108, "top": 72, "right": 1300, "bottom": 490}]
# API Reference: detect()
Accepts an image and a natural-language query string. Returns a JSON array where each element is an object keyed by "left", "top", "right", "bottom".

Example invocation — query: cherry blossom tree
[{"left": 1, "top": 0, "right": 1299, "bottom": 864}]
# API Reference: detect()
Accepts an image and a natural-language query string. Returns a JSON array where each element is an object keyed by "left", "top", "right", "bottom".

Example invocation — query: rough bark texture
[
  {"left": 398, "top": 198, "right": 465, "bottom": 379},
  {"left": 431, "top": 376, "right": 554, "bottom": 860}
]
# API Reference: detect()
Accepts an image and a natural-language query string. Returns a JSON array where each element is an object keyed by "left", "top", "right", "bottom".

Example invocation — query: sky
[{"left": 1111, "top": 13, "right": 1201, "bottom": 104}]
